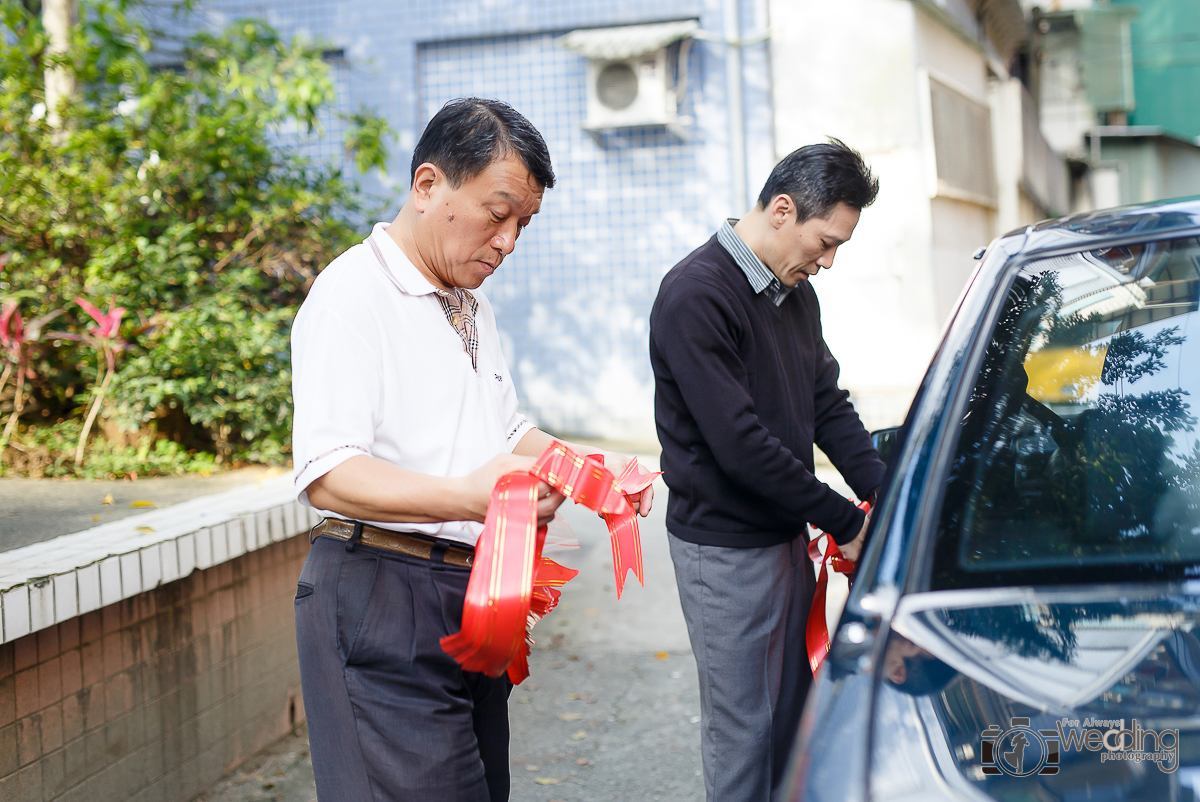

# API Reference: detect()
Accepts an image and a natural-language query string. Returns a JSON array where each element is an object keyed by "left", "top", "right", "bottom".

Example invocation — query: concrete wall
[
  {"left": 768, "top": 0, "right": 999, "bottom": 429},
  {"left": 1096, "top": 135, "right": 1200, "bottom": 205},
  {"left": 0, "top": 534, "right": 308, "bottom": 802},
  {"left": 769, "top": 0, "right": 931, "bottom": 429},
  {"left": 915, "top": 6, "right": 997, "bottom": 333},
  {"left": 1160, "top": 139, "right": 1200, "bottom": 200}
]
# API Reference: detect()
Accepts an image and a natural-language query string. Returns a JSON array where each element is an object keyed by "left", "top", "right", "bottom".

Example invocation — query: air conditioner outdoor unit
[
  {"left": 585, "top": 51, "right": 675, "bottom": 129},
  {"left": 560, "top": 20, "right": 698, "bottom": 133}
]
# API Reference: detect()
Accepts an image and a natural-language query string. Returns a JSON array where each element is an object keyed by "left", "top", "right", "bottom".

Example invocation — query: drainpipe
[{"left": 723, "top": 0, "right": 748, "bottom": 214}]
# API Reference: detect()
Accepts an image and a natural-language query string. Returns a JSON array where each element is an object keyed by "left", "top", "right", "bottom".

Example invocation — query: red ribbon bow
[
  {"left": 440, "top": 442, "right": 660, "bottom": 683},
  {"left": 805, "top": 500, "right": 870, "bottom": 674}
]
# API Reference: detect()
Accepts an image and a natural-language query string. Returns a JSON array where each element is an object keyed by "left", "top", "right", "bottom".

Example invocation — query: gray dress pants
[
  {"left": 668, "top": 532, "right": 815, "bottom": 802},
  {"left": 295, "top": 535, "right": 511, "bottom": 802}
]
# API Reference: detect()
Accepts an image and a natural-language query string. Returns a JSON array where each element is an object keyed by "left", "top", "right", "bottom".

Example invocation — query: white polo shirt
[{"left": 290, "top": 223, "right": 534, "bottom": 546}]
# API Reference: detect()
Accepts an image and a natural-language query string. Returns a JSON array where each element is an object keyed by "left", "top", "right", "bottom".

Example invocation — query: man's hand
[
  {"left": 837, "top": 507, "right": 872, "bottom": 563},
  {"left": 510, "top": 429, "right": 655, "bottom": 518},
  {"left": 461, "top": 453, "right": 566, "bottom": 528},
  {"left": 600, "top": 451, "right": 655, "bottom": 517}
]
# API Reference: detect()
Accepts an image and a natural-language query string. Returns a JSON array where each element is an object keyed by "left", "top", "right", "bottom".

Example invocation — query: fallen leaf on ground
[
  {"left": 655, "top": 651, "right": 669, "bottom": 660},
  {"left": 556, "top": 712, "right": 582, "bottom": 721},
  {"left": 135, "top": 526, "right": 155, "bottom": 533},
  {"left": 129, "top": 500, "right": 159, "bottom": 508},
  {"left": 101, "top": 494, "right": 114, "bottom": 506},
  {"left": 92, "top": 515, "right": 100, "bottom": 521},
  {"left": 571, "top": 730, "right": 587, "bottom": 741},
  {"left": 567, "top": 693, "right": 595, "bottom": 702},
  {"left": 533, "top": 777, "right": 566, "bottom": 785},
  {"left": 576, "top": 758, "right": 589, "bottom": 766}
]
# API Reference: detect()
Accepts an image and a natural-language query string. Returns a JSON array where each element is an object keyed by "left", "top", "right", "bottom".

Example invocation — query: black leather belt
[{"left": 311, "top": 518, "right": 474, "bottom": 568}]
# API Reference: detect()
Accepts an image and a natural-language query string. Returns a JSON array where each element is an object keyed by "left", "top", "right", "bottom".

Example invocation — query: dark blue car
[{"left": 787, "top": 198, "right": 1200, "bottom": 802}]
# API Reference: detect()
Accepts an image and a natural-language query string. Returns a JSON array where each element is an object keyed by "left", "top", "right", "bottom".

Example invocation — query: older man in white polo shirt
[{"left": 290, "top": 98, "right": 652, "bottom": 802}]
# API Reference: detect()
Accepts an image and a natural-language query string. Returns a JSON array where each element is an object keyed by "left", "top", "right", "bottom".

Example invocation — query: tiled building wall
[
  {"left": 171, "top": 0, "right": 776, "bottom": 443},
  {"left": 417, "top": 31, "right": 723, "bottom": 440},
  {"left": 0, "top": 535, "right": 309, "bottom": 802}
]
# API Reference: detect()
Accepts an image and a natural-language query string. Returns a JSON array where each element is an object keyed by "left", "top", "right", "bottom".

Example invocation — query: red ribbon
[
  {"left": 806, "top": 500, "right": 870, "bottom": 674},
  {"left": 440, "top": 442, "right": 660, "bottom": 683},
  {"left": 589, "top": 454, "right": 659, "bottom": 598}
]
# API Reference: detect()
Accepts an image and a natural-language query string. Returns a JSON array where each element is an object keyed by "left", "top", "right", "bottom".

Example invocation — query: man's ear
[
  {"left": 410, "top": 163, "right": 442, "bottom": 213},
  {"left": 767, "top": 194, "right": 793, "bottom": 229}
]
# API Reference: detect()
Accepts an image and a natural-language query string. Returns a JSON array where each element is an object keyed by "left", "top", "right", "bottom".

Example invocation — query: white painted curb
[{"left": 0, "top": 474, "right": 319, "bottom": 645}]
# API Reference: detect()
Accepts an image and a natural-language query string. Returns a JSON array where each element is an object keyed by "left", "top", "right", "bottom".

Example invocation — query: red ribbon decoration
[
  {"left": 806, "top": 500, "right": 870, "bottom": 674},
  {"left": 441, "top": 441, "right": 660, "bottom": 683},
  {"left": 589, "top": 454, "right": 659, "bottom": 598}
]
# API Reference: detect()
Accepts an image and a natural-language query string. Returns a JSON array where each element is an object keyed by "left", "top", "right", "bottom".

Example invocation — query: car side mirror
[{"left": 871, "top": 427, "right": 900, "bottom": 464}]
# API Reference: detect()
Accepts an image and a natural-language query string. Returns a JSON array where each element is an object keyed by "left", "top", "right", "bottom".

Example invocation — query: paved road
[{"left": 196, "top": 462, "right": 855, "bottom": 802}]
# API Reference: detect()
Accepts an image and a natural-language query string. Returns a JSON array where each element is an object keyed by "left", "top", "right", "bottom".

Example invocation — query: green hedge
[{"left": 0, "top": 1, "right": 391, "bottom": 475}]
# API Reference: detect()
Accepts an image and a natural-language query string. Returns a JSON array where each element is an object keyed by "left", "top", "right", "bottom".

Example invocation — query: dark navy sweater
[{"left": 649, "top": 235, "right": 884, "bottom": 548}]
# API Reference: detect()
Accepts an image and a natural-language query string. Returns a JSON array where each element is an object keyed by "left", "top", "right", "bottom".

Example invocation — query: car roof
[{"left": 999, "top": 195, "right": 1200, "bottom": 260}]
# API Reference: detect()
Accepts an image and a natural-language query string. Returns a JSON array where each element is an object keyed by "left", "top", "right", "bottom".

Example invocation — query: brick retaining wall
[{"left": 0, "top": 533, "right": 309, "bottom": 801}]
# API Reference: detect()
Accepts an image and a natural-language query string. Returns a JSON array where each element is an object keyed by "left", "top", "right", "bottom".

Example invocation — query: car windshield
[{"left": 932, "top": 236, "right": 1200, "bottom": 589}]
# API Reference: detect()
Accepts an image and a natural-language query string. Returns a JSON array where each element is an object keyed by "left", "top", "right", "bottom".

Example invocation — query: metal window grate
[
  {"left": 1078, "top": 7, "right": 1137, "bottom": 113},
  {"left": 1021, "top": 85, "right": 1069, "bottom": 217},
  {"left": 930, "top": 76, "right": 997, "bottom": 204}
]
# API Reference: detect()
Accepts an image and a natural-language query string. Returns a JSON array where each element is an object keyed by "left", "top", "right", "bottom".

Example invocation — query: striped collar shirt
[
  {"left": 368, "top": 236, "right": 480, "bottom": 371},
  {"left": 717, "top": 218, "right": 793, "bottom": 307},
  {"left": 291, "top": 222, "right": 534, "bottom": 547}
]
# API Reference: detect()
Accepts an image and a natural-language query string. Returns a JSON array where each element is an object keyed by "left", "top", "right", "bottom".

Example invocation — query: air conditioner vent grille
[{"left": 596, "top": 63, "right": 639, "bottom": 111}]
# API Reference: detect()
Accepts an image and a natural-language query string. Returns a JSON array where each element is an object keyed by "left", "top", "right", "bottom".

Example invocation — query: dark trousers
[{"left": 295, "top": 535, "right": 512, "bottom": 802}]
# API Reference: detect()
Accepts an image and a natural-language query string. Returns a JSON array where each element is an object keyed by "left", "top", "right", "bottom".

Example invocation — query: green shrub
[
  {"left": 0, "top": 1, "right": 391, "bottom": 471},
  {"left": 1, "top": 419, "right": 217, "bottom": 478}
]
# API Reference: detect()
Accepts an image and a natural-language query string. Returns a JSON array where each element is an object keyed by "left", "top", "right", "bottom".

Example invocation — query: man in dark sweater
[{"left": 649, "top": 140, "right": 885, "bottom": 802}]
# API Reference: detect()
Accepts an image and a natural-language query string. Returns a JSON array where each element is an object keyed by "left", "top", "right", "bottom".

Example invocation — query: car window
[{"left": 931, "top": 236, "right": 1200, "bottom": 589}]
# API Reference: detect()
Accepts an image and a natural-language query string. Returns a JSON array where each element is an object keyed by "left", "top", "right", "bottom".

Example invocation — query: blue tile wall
[{"left": 179, "top": 0, "right": 775, "bottom": 442}]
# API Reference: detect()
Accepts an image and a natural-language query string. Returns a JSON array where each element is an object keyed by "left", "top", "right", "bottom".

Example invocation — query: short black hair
[
  {"left": 756, "top": 138, "right": 879, "bottom": 221},
  {"left": 410, "top": 97, "right": 556, "bottom": 190}
]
